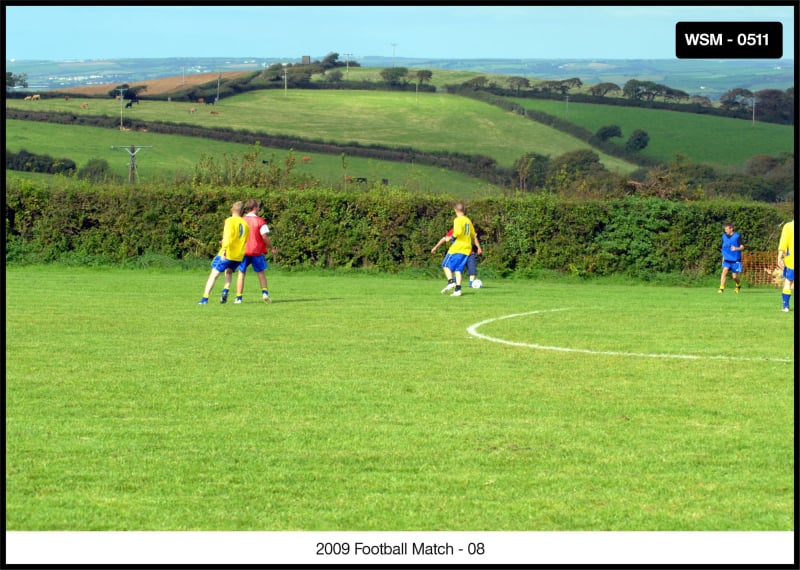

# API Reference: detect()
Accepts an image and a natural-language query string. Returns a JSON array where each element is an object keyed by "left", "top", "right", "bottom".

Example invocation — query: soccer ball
[{"left": 471, "top": 279, "right": 483, "bottom": 289}]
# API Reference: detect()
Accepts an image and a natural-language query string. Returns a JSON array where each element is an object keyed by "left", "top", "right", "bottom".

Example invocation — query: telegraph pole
[
  {"left": 283, "top": 68, "right": 288, "bottom": 96},
  {"left": 111, "top": 144, "right": 152, "bottom": 183},
  {"left": 115, "top": 87, "right": 127, "bottom": 129},
  {"left": 343, "top": 53, "right": 353, "bottom": 77},
  {"left": 390, "top": 43, "right": 398, "bottom": 67}
]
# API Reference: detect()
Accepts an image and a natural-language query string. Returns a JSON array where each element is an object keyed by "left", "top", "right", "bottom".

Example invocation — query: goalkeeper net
[{"left": 743, "top": 251, "right": 782, "bottom": 288}]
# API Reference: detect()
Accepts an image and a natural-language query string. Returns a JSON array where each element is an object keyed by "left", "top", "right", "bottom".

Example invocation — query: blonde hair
[{"left": 232, "top": 201, "right": 244, "bottom": 216}]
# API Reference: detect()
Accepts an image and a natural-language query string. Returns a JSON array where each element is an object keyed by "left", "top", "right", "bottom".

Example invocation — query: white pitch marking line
[{"left": 467, "top": 309, "right": 793, "bottom": 363}]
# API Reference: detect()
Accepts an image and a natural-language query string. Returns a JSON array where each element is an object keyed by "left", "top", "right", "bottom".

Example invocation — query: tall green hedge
[{"left": 5, "top": 178, "right": 788, "bottom": 279}]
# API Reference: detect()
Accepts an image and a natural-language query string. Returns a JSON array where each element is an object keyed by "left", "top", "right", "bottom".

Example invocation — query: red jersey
[{"left": 243, "top": 213, "right": 269, "bottom": 256}]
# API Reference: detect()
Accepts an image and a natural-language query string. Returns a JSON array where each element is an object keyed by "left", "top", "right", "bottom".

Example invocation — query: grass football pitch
[{"left": 5, "top": 266, "right": 794, "bottom": 532}]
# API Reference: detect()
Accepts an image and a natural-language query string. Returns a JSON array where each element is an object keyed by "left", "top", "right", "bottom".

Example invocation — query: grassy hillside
[
  {"left": 5, "top": 90, "right": 638, "bottom": 174},
  {"left": 5, "top": 120, "right": 500, "bottom": 197},
  {"left": 511, "top": 97, "right": 793, "bottom": 169}
]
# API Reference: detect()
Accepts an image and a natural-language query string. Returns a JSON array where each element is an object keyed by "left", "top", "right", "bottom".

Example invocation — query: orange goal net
[{"left": 743, "top": 251, "right": 782, "bottom": 288}]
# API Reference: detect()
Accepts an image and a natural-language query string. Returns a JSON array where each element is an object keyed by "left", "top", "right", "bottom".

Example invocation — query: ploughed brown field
[{"left": 58, "top": 71, "right": 251, "bottom": 96}]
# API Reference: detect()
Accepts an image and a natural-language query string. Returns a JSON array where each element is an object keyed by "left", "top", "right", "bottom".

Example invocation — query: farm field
[
  {"left": 6, "top": 267, "right": 793, "bottom": 538},
  {"left": 5, "top": 120, "right": 496, "bottom": 196},
  {"left": 6, "top": 90, "right": 638, "bottom": 174},
  {"left": 511, "top": 97, "right": 794, "bottom": 169}
]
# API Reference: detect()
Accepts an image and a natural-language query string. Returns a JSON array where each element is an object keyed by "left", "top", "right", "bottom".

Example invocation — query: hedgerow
[{"left": 5, "top": 178, "right": 787, "bottom": 280}]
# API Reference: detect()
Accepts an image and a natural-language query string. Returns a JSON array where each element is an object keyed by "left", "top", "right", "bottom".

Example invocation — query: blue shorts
[
  {"left": 466, "top": 253, "right": 478, "bottom": 276},
  {"left": 442, "top": 253, "right": 469, "bottom": 274},
  {"left": 783, "top": 267, "right": 795, "bottom": 282},
  {"left": 722, "top": 260, "right": 742, "bottom": 273},
  {"left": 211, "top": 255, "right": 241, "bottom": 273},
  {"left": 238, "top": 255, "right": 268, "bottom": 273}
]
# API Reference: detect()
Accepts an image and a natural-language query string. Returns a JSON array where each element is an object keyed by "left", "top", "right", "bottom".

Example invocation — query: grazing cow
[
  {"left": 80, "top": 103, "right": 89, "bottom": 109},
  {"left": 300, "top": 156, "right": 312, "bottom": 164},
  {"left": 64, "top": 96, "right": 70, "bottom": 102},
  {"left": 125, "top": 100, "right": 133, "bottom": 108},
  {"left": 210, "top": 110, "right": 219, "bottom": 115},
  {"left": 115, "top": 95, "right": 120, "bottom": 100},
  {"left": 23, "top": 96, "right": 32, "bottom": 101},
  {"left": 354, "top": 177, "right": 368, "bottom": 183},
  {"left": 189, "top": 107, "right": 197, "bottom": 114},
  {"left": 31, "top": 94, "right": 41, "bottom": 100},
  {"left": 197, "top": 97, "right": 205, "bottom": 104}
]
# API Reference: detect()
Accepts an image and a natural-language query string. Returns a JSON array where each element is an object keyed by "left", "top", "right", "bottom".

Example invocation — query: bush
[{"left": 77, "top": 158, "right": 123, "bottom": 183}]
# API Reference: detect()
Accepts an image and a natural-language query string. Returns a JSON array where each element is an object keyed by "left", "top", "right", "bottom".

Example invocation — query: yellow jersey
[
  {"left": 778, "top": 220, "right": 794, "bottom": 270},
  {"left": 217, "top": 215, "right": 250, "bottom": 262},
  {"left": 447, "top": 214, "right": 474, "bottom": 256}
]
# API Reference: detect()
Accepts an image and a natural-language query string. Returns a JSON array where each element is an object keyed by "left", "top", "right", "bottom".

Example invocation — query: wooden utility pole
[{"left": 111, "top": 144, "right": 152, "bottom": 183}]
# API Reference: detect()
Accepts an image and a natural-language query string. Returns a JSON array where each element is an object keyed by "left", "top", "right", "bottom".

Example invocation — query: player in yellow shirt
[
  {"left": 197, "top": 201, "right": 250, "bottom": 305},
  {"left": 439, "top": 202, "right": 474, "bottom": 297},
  {"left": 777, "top": 220, "right": 794, "bottom": 312}
]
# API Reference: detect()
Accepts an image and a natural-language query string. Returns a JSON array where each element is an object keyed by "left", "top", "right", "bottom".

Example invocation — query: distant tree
[
  {"left": 754, "top": 88, "right": 793, "bottom": 124},
  {"left": 108, "top": 83, "right": 130, "bottom": 98},
  {"left": 689, "top": 95, "right": 713, "bottom": 107},
  {"left": 321, "top": 52, "right": 341, "bottom": 69},
  {"left": 623, "top": 79, "right": 659, "bottom": 100},
  {"left": 537, "top": 80, "right": 563, "bottom": 94},
  {"left": 414, "top": 69, "right": 433, "bottom": 84},
  {"left": 588, "top": 82, "right": 620, "bottom": 96},
  {"left": 77, "top": 158, "right": 121, "bottom": 182},
  {"left": 561, "top": 77, "right": 583, "bottom": 92},
  {"left": 595, "top": 125, "right": 622, "bottom": 141},
  {"left": 6, "top": 71, "right": 28, "bottom": 91},
  {"left": 514, "top": 152, "right": 550, "bottom": 192},
  {"left": 662, "top": 86, "right": 689, "bottom": 102},
  {"left": 548, "top": 149, "right": 604, "bottom": 180},
  {"left": 380, "top": 67, "right": 408, "bottom": 85},
  {"left": 286, "top": 68, "right": 314, "bottom": 86},
  {"left": 462, "top": 75, "right": 488, "bottom": 89},
  {"left": 719, "top": 87, "right": 754, "bottom": 112},
  {"left": 508, "top": 76, "right": 530, "bottom": 92},
  {"left": 326, "top": 69, "right": 343, "bottom": 83},
  {"left": 625, "top": 129, "right": 650, "bottom": 152}
]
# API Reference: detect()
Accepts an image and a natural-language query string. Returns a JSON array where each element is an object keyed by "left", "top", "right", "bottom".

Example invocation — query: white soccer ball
[{"left": 471, "top": 279, "right": 483, "bottom": 289}]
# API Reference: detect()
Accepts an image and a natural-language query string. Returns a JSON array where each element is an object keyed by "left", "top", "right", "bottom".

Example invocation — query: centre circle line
[{"left": 466, "top": 309, "right": 792, "bottom": 363}]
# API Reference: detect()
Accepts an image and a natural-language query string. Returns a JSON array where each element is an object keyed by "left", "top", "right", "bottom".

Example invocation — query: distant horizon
[
  {"left": 5, "top": 5, "right": 795, "bottom": 60},
  {"left": 6, "top": 56, "right": 798, "bottom": 63}
]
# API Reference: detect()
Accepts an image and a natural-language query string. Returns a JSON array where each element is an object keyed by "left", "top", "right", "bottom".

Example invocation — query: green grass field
[
  {"left": 4, "top": 119, "right": 497, "bottom": 197},
  {"left": 6, "top": 266, "right": 793, "bottom": 532},
  {"left": 511, "top": 97, "right": 794, "bottom": 169},
  {"left": 5, "top": 90, "right": 637, "bottom": 174}
]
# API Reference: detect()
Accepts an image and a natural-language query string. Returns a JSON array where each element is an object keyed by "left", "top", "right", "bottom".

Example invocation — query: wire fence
[{"left": 743, "top": 251, "right": 782, "bottom": 288}]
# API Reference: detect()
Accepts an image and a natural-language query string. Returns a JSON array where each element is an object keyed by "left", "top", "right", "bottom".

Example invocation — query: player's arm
[
  {"left": 777, "top": 226, "right": 790, "bottom": 267},
  {"left": 431, "top": 235, "right": 448, "bottom": 253},
  {"left": 473, "top": 234, "right": 482, "bottom": 255},
  {"left": 261, "top": 225, "right": 277, "bottom": 255},
  {"left": 219, "top": 219, "right": 237, "bottom": 258}
]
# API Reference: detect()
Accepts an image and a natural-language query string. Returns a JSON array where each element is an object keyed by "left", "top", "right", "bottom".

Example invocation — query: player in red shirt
[{"left": 235, "top": 199, "right": 277, "bottom": 304}]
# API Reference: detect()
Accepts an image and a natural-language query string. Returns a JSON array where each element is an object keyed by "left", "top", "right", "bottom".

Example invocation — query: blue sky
[{"left": 5, "top": 4, "right": 796, "bottom": 61}]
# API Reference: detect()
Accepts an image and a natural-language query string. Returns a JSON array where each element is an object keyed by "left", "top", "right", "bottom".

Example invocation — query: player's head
[
  {"left": 245, "top": 198, "right": 260, "bottom": 213},
  {"left": 724, "top": 222, "right": 734, "bottom": 235},
  {"left": 454, "top": 202, "right": 465, "bottom": 215},
  {"left": 231, "top": 201, "right": 244, "bottom": 216}
]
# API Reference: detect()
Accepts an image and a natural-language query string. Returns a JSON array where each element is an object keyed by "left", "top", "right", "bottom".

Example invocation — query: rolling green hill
[
  {"left": 510, "top": 97, "right": 793, "bottom": 168},
  {"left": 5, "top": 120, "right": 500, "bottom": 197},
  {"left": 5, "top": 89, "right": 639, "bottom": 175}
]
